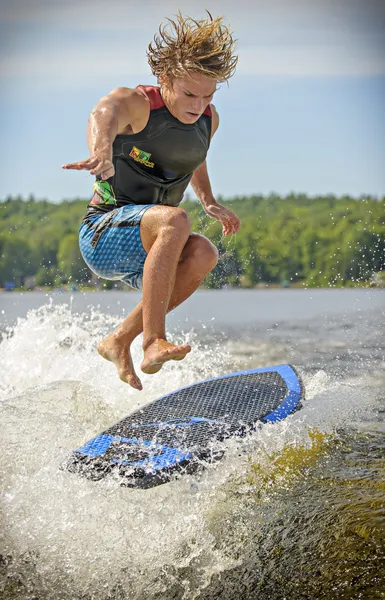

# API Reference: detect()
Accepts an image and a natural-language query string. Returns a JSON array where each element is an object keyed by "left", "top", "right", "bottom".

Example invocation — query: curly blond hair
[{"left": 147, "top": 11, "right": 238, "bottom": 83}]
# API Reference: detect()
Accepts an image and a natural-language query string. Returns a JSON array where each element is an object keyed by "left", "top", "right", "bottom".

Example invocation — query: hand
[
  {"left": 62, "top": 154, "right": 114, "bottom": 180},
  {"left": 204, "top": 202, "right": 241, "bottom": 236}
]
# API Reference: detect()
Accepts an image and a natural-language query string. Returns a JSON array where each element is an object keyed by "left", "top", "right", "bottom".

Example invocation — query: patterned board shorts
[{"left": 79, "top": 204, "right": 154, "bottom": 290}]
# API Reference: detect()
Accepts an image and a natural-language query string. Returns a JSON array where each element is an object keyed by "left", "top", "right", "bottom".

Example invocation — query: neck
[{"left": 159, "top": 85, "right": 174, "bottom": 116}]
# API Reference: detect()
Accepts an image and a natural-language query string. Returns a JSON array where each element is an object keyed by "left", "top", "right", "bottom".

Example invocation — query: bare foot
[
  {"left": 141, "top": 339, "right": 191, "bottom": 375},
  {"left": 97, "top": 335, "right": 143, "bottom": 390}
]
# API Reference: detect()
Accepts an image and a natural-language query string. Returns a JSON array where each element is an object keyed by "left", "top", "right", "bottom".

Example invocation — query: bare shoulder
[
  {"left": 102, "top": 87, "right": 148, "bottom": 110},
  {"left": 209, "top": 103, "right": 219, "bottom": 137},
  {"left": 93, "top": 87, "right": 149, "bottom": 133}
]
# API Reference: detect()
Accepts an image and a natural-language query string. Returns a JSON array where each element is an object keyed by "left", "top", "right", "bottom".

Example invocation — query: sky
[{"left": 1, "top": 0, "right": 384, "bottom": 203}]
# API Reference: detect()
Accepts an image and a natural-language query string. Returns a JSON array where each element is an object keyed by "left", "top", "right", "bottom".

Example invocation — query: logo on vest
[{"left": 129, "top": 146, "right": 155, "bottom": 168}]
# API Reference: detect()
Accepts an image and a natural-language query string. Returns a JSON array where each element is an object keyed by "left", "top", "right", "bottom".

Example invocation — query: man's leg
[
  {"left": 98, "top": 228, "right": 218, "bottom": 389},
  {"left": 139, "top": 206, "right": 193, "bottom": 373}
]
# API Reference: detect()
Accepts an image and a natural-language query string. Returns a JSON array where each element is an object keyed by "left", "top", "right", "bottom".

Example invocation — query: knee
[
  {"left": 186, "top": 234, "right": 218, "bottom": 273},
  {"left": 141, "top": 206, "right": 191, "bottom": 253},
  {"left": 161, "top": 208, "right": 191, "bottom": 239},
  {"left": 205, "top": 240, "right": 219, "bottom": 272}
]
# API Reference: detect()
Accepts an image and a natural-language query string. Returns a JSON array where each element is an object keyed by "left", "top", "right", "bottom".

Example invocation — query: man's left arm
[{"left": 190, "top": 105, "right": 240, "bottom": 236}]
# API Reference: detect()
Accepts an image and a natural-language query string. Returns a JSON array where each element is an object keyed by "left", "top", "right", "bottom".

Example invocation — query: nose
[{"left": 191, "top": 99, "right": 204, "bottom": 113}]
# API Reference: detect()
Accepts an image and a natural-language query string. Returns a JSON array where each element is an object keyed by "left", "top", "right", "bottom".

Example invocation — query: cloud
[
  {"left": 238, "top": 38, "right": 385, "bottom": 77},
  {"left": 2, "top": 38, "right": 384, "bottom": 87},
  {"left": 1, "top": 0, "right": 384, "bottom": 84},
  {"left": 2, "top": 0, "right": 385, "bottom": 35},
  {"left": 0, "top": 46, "right": 149, "bottom": 79}
]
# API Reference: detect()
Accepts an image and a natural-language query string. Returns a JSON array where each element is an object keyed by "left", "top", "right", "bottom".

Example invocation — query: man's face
[{"left": 160, "top": 72, "right": 217, "bottom": 124}]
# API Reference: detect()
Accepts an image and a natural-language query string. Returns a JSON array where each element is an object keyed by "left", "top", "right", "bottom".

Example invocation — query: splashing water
[{"left": 1, "top": 299, "right": 384, "bottom": 599}]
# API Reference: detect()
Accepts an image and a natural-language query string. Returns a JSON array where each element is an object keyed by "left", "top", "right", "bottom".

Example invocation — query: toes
[
  {"left": 165, "top": 345, "right": 191, "bottom": 357},
  {"left": 174, "top": 346, "right": 191, "bottom": 358},
  {"left": 130, "top": 376, "right": 143, "bottom": 390},
  {"left": 119, "top": 371, "right": 143, "bottom": 390}
]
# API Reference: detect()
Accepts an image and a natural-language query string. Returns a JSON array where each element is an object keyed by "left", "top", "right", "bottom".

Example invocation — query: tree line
[{"left": 0, "top": 193, "right": 384, "bottom": 289}]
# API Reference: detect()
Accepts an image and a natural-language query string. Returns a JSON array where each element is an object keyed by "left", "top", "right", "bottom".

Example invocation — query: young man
[{"left": 63, "top": 12, "right": 240, "bottom": 390}]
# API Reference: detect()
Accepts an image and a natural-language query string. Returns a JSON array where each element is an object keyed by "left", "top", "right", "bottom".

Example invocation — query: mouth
[{"left": 186, "top": 111, "right": 199, "bottom": 118}]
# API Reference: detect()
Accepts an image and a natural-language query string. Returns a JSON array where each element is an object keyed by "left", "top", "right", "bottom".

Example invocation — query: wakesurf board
[{"left": 66, "top": 364, "right": 304, "bottom": 488}]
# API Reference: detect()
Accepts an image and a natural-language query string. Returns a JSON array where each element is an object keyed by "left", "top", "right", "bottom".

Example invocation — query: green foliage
[
  {"left": 0, "top": 194, "right": 384, "bottom": 289},
  {"left": 0, "top": 232, "right": 36, "bottom": 285},
  {"left": 57, "top": 233, "right": 89, "bottom": 283}
]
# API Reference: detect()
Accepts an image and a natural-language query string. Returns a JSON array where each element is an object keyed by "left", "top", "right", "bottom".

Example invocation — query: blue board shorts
[{"left": 79, "top": 204, "right": 154, "bottom": 290}]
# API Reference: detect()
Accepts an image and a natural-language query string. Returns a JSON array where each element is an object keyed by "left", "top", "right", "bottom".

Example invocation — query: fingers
[
  {"left": 222, "top": 214, "right": 240, "bottom": 236},
  {"left": 62, "top": 157, "right": 99, "bottom": 171},
  {"left": 204, "top": 204, "right": 240, "bottom": 236},
  {"left": 62, "top": 157, "right": 115, "bottom": 179},
  {"left": 92, "top": 165, "right": 115, "bottom": 180}
]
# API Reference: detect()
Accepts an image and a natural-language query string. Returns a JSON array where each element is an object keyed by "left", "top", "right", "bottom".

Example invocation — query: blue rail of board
[{"left": 72, "top": 364, "right": 303, "bottom": 477}]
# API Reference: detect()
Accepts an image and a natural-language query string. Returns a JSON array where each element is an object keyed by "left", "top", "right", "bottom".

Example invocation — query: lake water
[{"left": 1, "top": 288, "right": 384, "bottom": 599}]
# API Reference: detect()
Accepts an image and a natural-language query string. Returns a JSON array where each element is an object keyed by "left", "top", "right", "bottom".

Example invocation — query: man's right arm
[{"left": 62, "top": 87, "right": 148, "bottom": 180}]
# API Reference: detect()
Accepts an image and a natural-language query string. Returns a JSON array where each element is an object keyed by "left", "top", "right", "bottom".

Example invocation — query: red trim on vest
[
  {"left": 136, "top": 85, "right": 164, "bottom": 110},
  {"left": 137, "top": 85, "right": 212, "bottom": 117}
]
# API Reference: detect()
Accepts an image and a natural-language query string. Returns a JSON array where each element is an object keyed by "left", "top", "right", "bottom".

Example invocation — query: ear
[
  {"left": 158, "top": 73, "right": 174, "bottom": 90},
  {"left": 158, "top": 73, "right": 167, "bottom": 86}
]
